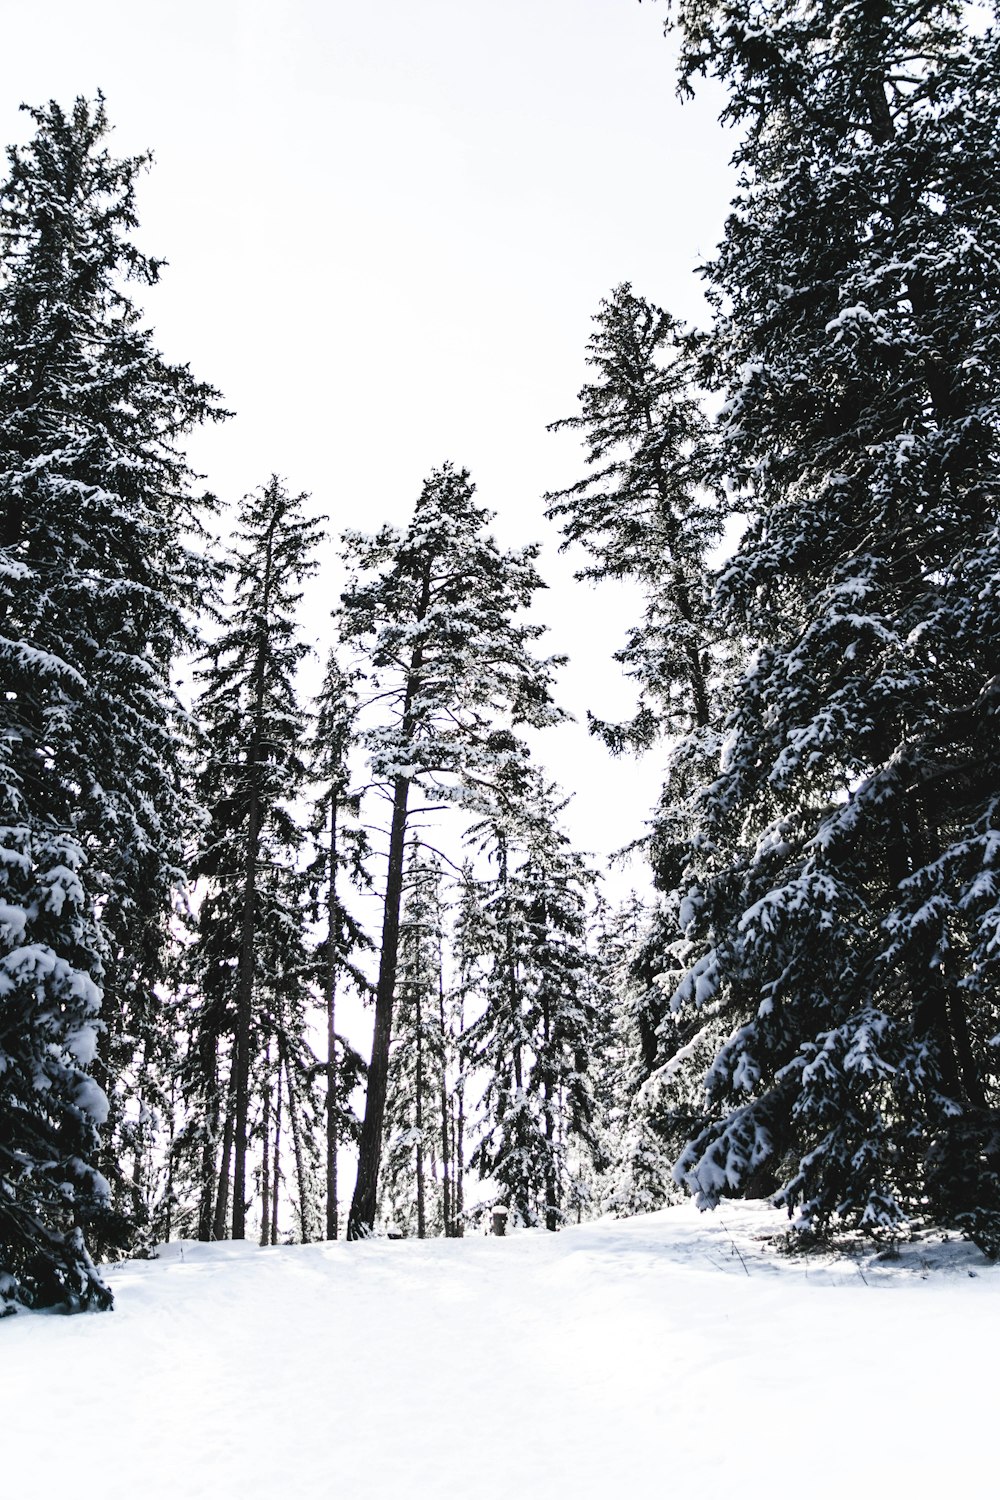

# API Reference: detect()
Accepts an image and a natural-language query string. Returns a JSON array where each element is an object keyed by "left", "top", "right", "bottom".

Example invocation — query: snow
[{"left": 2, "top": 1200, "right": 994, "bottom": 1499}]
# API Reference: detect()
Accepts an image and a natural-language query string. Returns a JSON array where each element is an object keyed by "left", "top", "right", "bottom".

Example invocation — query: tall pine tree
[
  {"left": 465, "top": 772, "right": 600, "bottom": 1230},
  {"left": 308, "top": 650, "right": 370, "bottom": 1240},
  {"left": 0, "top": 96, "right": 222, "bottom": 1306},
  {"left": 340, "top": 462, "right": 563, "bottom": 1237},
  {"left": 184, "top": 477, "right": 321, "bottom": 1240},
  {"left": 650, "top": 0, "right": 1000, "bottom": 1246},
  {"left": 378, "top": 842, "right": 448, "bottom": 1237}
]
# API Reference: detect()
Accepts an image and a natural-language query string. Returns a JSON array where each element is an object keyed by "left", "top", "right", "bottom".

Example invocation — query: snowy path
[{"left": 3, "top": 1202, "right": 995, "bottom": 1500}]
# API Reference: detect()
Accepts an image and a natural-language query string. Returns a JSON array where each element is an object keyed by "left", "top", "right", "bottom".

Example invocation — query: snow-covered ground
[{"left": 4, "top": 1201, "right": 994, "bottom": 1499}]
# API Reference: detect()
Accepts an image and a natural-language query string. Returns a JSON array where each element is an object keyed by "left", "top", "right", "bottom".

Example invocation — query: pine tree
[
  {"left": 184, "top": 477, "right": 321, "bottom": 1240},
  {"left": 308, "top": 652, "right": 370, "bottom": 1240},
  {"left": 650, "top": 0, "right": 1000, "bottom": 1246},
  {"left": 378, "top": 843, "right": 448, "bottom": 1237},
  {"left": 546, "top": 282, "right": 722, "bottom": 750},
  {"left": 340, "top": 462, "right": 563, "bottom": 1238},
  {"left": 465, "top": 772, "right": 600, "bottom": 1230},
  {"left": 0, "top": 96, "right": 223, "bottom": 1304},
  {"left": 583, "top": 895, "right": 673, "bottom": 1218},
  {"left": 0, "top": 829, "right": 113, "bottom": 1310},
  {"left": 546, "top": 282, "right": 734, "bottom": 1213}
]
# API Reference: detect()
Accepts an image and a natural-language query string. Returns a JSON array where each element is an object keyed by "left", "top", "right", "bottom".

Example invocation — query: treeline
[
  {"left": 0, "top": 99, "right": 643, "bottom": 1311},
  {"left": 4, "top": 0, "right": 1000, "bottom": 1313}
]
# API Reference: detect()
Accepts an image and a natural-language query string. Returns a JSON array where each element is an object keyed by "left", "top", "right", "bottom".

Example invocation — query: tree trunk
[
  {"left": 325, "top": 794, "right": 340, "bottom": 1239},
  {"left": 415, "top": 979, "right": 426, "bottom": 1239},
  {"left": 164, "top": 1074, "right": 176, "bottom": 1245},
  {"left": 259, "top": 1039, "right": 273, "bottom": 1247},
  {"left": 439, "top": 959, "right": 451, "bottom": 1237},
  {"left": 282, "top": 1039, "right": 312, "bottom": 1243},
  {"left": 270, "top": 1064, "right": 283, "bottom": 1246},
  {"left": 454, "top": 981, "right": 466, "bottom": 1237},
  {"left": 348, "top": 770, "right": 411, "bottom": 1237},
  {"left": 543, "top": 995, "right": 558, "bottom": 1233},
  {"left": 213, "top": 1083, "right": 235, "bottom": 1241},
  {"left": 197, "top": 1029, "right": 219, "bottom": 1242},
  {"left": 348, "top": 561, "right": 431, "bottom": 1240}
]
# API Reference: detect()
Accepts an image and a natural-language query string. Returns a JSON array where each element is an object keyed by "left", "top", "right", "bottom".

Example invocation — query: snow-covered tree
[
  {"left": 308, "top": 651, "right": 370, "bottom": 1239},
  {"left": 0, "top": 95, "right": 223, "bottom": 1303},
  {"left": 546, "top": 280, "right": 739, "bottom": 1222},
  {"left": 378, "top": 843, "right": 448, "bottom": 1237},
  {"left": 184, "top": 477, "right": 321, "bottom": 1240},
  {"left": 0, "top": 830, "right": 113, "bottom": 1311},
  {"left": 652, "top": 0, "right": 1000, "bottom": 1247},
  {"left": 340, "top": 463, "right": 563, "bottom": 1237},
  {"left": 546, "top": 282, "right": 722, "bottom": 751},
  {"left": 465, "top": 772, "right": 600, "bottom": 1230}
]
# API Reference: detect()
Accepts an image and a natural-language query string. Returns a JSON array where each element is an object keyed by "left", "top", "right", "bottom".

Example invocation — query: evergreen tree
[
  {"left": 651, "top": 0, "right": 1000, "bottom": 1246},
  {"left": 0, "top": 96, "right": 222, "bottom": 1305},
  {"left": 308, "top": 651, "right": 370, "bottom": 1240},
  {"left": 0, "top": 830, "right": 112, "bottom": 1310},
  {"left": 546, "top": 282, "right": 734, "bottom": 1212},
  {"left": 378, "top": 843, "right": 448, "bottom": 1237},
  {"left": 583, "top": 895, "right": 674, "bottom": 1218},
  {"left": 465, "top": 773, "right": 600, "bottom": 1230},
  {"left": 340, "top": 462, "right": 563, "bottom": 1237},
  {"left": 546, "top": 282, "right": 722, "bottom": 750},
  {"left": 184, "top": 477, "right": 321, "bottom": 1240}
]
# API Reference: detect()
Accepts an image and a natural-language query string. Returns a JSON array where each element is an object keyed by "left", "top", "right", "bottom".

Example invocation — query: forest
[{"left": 2, "top": 0, "right": 999, "bottom": 1315}]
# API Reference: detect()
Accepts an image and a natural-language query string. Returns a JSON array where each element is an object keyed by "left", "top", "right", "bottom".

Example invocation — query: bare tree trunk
[
  {"left": 439, "top": 962, "right": 451, "bottom": 1237},
  {"left": 349, "top": 770, "right": 411, "bottom": 1238},
  {"left": 415, "top": 979, "right": 426, "bottom": 1239},
  {"left": 455, "top": 986, "right": 466, "bottom": 1238},
  {"left": 325, "top": 794, "right": 340, "bottom": 1239},
  {"left": 197, "top": 1033, "right": 219, "bottom": 1242},
  {"left": 282, "top": 1040, "right": 312, "bottom": 1244},
  {"left": 213, "top": 1083, "right": 235, "bottom": 1241},
  {"left": 259, "top": 1039, "right": 273, "bottom": 1247},
  {"left": 164, "top": 1073, "right": 176, "bottom": 1244},
  {"left": 543, "top": 996, "right": 558, "bottom": 1233},
  {"left": 270, "top": 1064, "right": 283, "bottom": 1246}
]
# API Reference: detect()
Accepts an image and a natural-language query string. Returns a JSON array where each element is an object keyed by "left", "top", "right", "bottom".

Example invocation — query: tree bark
[
  {"left": 415, "top": 978, "right": 426, "bottom": 1239},
  {"left": 349, "top": 562, "right": 432, "bottom": 1239},
  {"left": 349, "top": 772, "right": 411, "bottom": 1237},
  {"left": 270, "top": 1064, "right": 283, "bottom": 1246},
  {"left": 213, "top": 1083, "right": 235, "bottom": 1241},
  {"left": 543, "top": 994, "right": 558, "bottom": 1233},
  {"left": 439, "top": 957, "right": 451, "bottom": 1236},
  {"left": 325, "top": 793, "right": 340, "bottom": 1239},
  {"left": 455, "top": 996, "right": 465, "bottom": 1238},
  {"left": 282, "top": 1039, "right": 312, "bottom": 1243},
  {"left": 259, "top": 1039, "right": 273, "bottom": 1247}
]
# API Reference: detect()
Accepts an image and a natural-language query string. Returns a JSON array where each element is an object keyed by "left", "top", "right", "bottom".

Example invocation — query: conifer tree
[
  {"left": 308, "top": 652, "right": 370, "bottom": 1239},
  {"left": 650, "top": 0, "right": 1000, "bottom": 1246},
  {"left": 465, "top": 773, "right": 599, "bottom": 1230},
  {"left": 0, "top": 96, "right": 222, "bottom": 1304},
  {"left": 378, "top": 843, "right": 448, "bottom": 1237},
  {"left": 547, "top": 283, "right": 733, "bottom": 1207},
  {"left": 340, "top": 463, "right": 563, "bottom": 1238},
  {"left": 185, "top": 477, "right": 321, "bottom": 1240},
  {"left": 546, "top": 282, "right": 722, "bottom": 750}
]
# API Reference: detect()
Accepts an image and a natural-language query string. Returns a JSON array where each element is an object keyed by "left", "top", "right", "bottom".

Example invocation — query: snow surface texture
[{"left": 3, "top": 1200, "right": 994, "bottom": 1499}]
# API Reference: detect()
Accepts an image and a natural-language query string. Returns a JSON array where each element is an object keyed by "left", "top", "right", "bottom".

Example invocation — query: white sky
[{"left": 6, "top": 0, "right": 735, "bottom": 887}]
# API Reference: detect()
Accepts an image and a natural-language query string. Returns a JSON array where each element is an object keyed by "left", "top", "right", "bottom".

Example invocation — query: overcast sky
[{"left": 6, "top": 0, "right": 735, "bottom": 886}]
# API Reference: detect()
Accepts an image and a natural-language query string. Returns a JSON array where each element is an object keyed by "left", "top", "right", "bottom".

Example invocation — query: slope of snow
[{"left": 3, "top": 1201, "right": 994, "bottom": 1499}]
